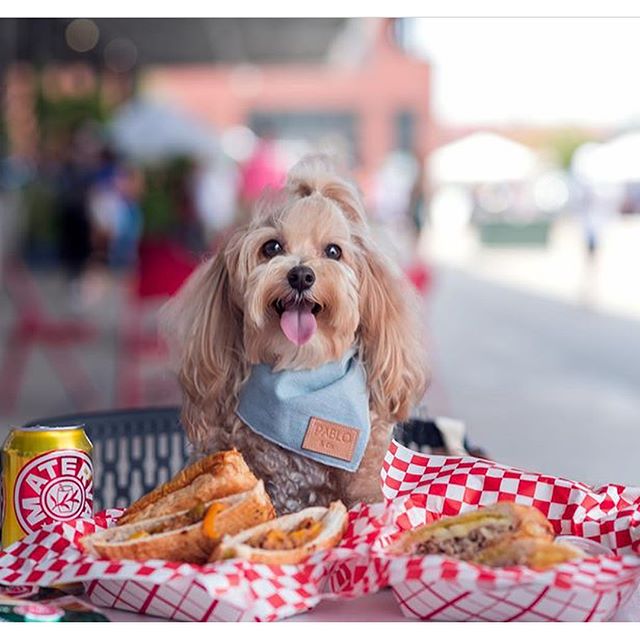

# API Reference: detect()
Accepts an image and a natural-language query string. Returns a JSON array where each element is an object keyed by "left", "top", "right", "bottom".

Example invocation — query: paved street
[
  {"left": 423, "top": 216, "right": 640, "bottom": 322},
  {"left": 424, "top": 266, "right": 640, "bottom": 487}
]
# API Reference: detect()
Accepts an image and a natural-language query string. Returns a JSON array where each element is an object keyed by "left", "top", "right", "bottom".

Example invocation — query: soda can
[{"left": 1, "top": 425, "right": 93, "bottom": 549}]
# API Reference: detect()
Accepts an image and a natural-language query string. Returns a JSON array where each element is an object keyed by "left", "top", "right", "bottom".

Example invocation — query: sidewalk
[
  {"left": 419, "top": 215, "right": 640, "bottom": 322},
  {"left": 416, "top": 216, "right": 640, "bottom": 486},
  {"left": 0, "top": 272, "right": 180, "bottom": 440}
]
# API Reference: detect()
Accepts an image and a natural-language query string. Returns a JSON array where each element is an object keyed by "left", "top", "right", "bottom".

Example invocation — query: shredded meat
[
  {"left": 414, "top": 522, "right": 515, "bottom": 559},
  {"left": 145, "top": 502, "right": 206, "bottom": 536},
  {"left": 248, "top": 517, "right": 321, "bottom": 551}
]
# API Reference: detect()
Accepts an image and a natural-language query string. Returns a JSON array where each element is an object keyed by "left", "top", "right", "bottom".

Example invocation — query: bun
[
  {"left": 390, "top": 502, "right": 554, "bottom": 561},
  {"left": 212, "top": 501, "right": 348, "bottom": 565},
  {"left": 118, "top": 449, "right": 257, "bottom": 525},
  {"left": 81, "top": 481, "right": 274, "bottom": 564}
]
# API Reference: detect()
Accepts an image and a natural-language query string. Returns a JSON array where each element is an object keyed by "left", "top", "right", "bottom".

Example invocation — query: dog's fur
[{"left": 162, "top": 155, "right": 428, "bottom": 514}]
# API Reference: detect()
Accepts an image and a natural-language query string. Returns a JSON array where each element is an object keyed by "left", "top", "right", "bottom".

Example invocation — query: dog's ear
[
  {"left": 160, "top": 237, "right": 244, "bottom": 448},
  {"left": 357, "top": 237, "right": 429, "bottom": 423},
  {"left": 286, "top": 153, "right": 366, "bottom": 224}
]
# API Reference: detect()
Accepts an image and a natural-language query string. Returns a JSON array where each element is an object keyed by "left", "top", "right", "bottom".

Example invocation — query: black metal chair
[
  {"left": 395, "top": 418, "right": 488, "bottom": 458},
  {"left": 394, "top": 418, "right": 446, "bottom": 452},
  {"left": 26, "top": 406, "right": 189, "bottom": 512},
  {"left": 25, "top": 407, "right": 478, "bottom": 512}
]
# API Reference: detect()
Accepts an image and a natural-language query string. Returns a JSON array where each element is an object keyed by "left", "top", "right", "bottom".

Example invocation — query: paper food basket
[
  {"left": 378, "top": 441, "right": 640, "bottom": 621},
  {"left": 1, "top": 440, "right": 639, "bottom": 622}
]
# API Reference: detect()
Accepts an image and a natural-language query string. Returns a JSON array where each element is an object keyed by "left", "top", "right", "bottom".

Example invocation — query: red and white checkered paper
[
  {"left": 378, "top": 440, "right": 640, "bottom": 621},
  {"left": 0, "top": 504, "right": 386, "bottom": 621},
  {"left": 1, "top": 440, "right": 640, "bottom": 621}
]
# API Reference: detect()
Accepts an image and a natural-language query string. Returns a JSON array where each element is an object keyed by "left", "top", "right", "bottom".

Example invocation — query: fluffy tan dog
[{"left": 163, "top": 155, "right": 428, "bottom": 514}]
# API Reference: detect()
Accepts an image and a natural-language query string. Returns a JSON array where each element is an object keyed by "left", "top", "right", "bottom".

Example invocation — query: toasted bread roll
[
  {"left": 81, "top": 481, "right": 274, "bottom": 564},
  {"left": 211, "top": 501, "right": 348, "bottom": 565},
  {"left": 119, "top": 449, "right": 257, "bottom": 525},
  {"left": 389, "top": 502, "right": 554, "bottom": 560},
  {"left": 474, "top": 538, "right": 583, "bottom": 569}
]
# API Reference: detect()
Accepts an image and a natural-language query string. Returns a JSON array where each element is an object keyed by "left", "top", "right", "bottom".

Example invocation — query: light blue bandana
[{"left": 236, "top": 349, "right": 370, "bottom": 472}]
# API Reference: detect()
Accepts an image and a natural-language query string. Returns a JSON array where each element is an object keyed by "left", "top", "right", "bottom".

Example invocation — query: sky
[{"left": 407, "top": 18, "right": 640, "bottom": 128}]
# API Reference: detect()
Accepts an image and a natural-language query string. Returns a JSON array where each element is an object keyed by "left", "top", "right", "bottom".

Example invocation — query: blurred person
[
  {"left": 408, "top": 149, "right": 428, "bottom": 235},
  {"left": 54, "top": 129, "right": 98, "bottom": 297},
  {"left": 88, "top": 162, "right": 144, "bottom": 274},
  {"left": 192, "top": 157, "right": 239, "bottom": 252},
  {"left": 370, "top": 150, "right": 421, "bottom": 262},
  {"left": 370, "top": 149, "right": 432, "bottom": 295},
  {"left": 406, "top": 150, "right": 432, "bottom": 294},
  {"left": 108, "top": 165, "right": 145, "bottom": 271},
  {"left": 573, "top": 178, "right": 623, "bottom": 308},
  {"left": 371, "top": 150, "right": 419, "bottom": 228},
  {"left": 578, "top": 181, "right": 622, "bottom": 261},
  {"left": 237, "top": 126, "right": 286, "bottom": 225},
  {"left": 19, "top": 152, "right": 57, "bottom": 267},
  {"left": 87, "top": 147, "right": 120, "bottom": 264},
  {"left": 168, "top": 158, "right": 207, "bottom": 255}
]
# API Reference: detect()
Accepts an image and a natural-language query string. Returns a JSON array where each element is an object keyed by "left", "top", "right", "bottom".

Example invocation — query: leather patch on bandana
[{"left": 302, "top": 417, "right": 358, "bottom": 462}]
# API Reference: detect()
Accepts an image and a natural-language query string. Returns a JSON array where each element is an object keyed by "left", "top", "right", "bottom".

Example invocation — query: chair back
[
  {"left": 25, "top": 409, "right": 465, "bottom": 511},
  {"left": 26, "top": 407, "right": 189, "bottom": 511},
  {"left": 394, "top": 419, "right": 446, "bottom": 452}
]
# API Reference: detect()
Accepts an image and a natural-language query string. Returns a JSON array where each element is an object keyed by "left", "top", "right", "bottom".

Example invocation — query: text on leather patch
[{"left": 301, "top": 417, "right": 358, "bottom": 462}]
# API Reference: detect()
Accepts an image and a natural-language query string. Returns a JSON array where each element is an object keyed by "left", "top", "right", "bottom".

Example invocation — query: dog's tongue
[{"left": 280, "top": 301, "right": 317, "bottom": 346}]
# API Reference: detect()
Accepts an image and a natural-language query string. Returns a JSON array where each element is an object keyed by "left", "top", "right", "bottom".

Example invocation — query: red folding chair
[
  {"left": 113, "top": 239, "right": 199, "bottom": 408},
  {"left": 0, "top": 258, "right": 101, "bottom": 415}
]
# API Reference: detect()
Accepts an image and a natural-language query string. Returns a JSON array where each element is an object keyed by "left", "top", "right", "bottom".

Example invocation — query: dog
[{"left": 162, "top": 155, "right": 428, "bottom": 514}]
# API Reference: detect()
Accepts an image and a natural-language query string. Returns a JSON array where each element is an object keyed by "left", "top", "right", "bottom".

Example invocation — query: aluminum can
[{"left": 1, "top": 425, "right": 93, "bottom": 549}]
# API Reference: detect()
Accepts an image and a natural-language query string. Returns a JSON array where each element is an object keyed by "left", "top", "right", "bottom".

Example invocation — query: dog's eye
[
  {"left": 324, "top": 244, "right": 342, "bottom": 260},
  {"left": 262, "top": 239, "right": 284, "bottom": 259}
]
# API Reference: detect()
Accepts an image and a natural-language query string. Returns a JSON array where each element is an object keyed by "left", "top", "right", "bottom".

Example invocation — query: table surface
[{"left": 98, "top": 586, "right": 640, "bottom": 622}]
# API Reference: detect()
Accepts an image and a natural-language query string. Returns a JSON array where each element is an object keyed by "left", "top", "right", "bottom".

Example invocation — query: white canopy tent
[
  {"left": 430, "top": 132, "right": 538, "bottom": 184},
  {"left": 108, "top": 98, "right": 219, "bottom": 163},
  {"left": 572, "top": 131, "right": 640, "bottom": 183}
]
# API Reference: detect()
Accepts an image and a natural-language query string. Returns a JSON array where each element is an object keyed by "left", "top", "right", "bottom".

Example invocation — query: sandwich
[
  {"left": 80, "top": 480, "right": 275, "bottom": 564},
  {"left": 118, "top": 449, "right": 257, "bottom": 526},
  {"left": 211, "top": 501, "right": 348, "bottom": 565},
  {"left": 388, "top": 502, "right": 558, "bottom": 563}
]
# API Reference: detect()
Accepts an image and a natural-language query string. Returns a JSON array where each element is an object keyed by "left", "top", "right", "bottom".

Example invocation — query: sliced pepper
[{"left": 202, "top": 502, "right": 228, "bottom": 540}]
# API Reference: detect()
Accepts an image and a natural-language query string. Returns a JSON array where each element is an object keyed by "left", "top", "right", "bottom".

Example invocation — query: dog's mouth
[
  {"left": 273, "top": 297, "right": 322, "bottom": 346},
  {"left": 273, "top": 299, "right": 322, "bottom": 316}
]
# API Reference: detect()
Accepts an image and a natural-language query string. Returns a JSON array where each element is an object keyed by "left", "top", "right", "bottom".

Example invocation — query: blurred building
[
  {"left": 2, "top": 18, "right": 431, "bottom": 197},
  {"left": 142, "top": 18, "right": 431, "bottom": 189}
]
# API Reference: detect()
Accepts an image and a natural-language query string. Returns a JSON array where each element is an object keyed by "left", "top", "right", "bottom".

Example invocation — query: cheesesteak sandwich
[
  {"left": 389, "top": 502, "right": 559, "bottom": 563},
  {"left": 81, "top": 480, "right": 275, "bottom": 564},
  {"left": 211, "top": 501, "right": 348, "bottom": 564},
  {"left": 118, "top": 449, "right": 257, "bottom": 526}
]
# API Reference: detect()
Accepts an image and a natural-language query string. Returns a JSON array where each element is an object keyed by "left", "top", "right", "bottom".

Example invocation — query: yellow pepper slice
[{"left": 202, "top": 502, "right": 228, "bottom": 540}]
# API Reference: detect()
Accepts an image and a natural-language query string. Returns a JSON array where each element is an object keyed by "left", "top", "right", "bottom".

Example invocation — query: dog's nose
[{"left": 287, "top": 265, "right": 315, "bottom": 292}]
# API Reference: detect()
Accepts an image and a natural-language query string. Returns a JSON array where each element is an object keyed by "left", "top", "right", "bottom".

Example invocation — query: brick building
[{"left": 142, "top": 18, "right": 431, "bottom": 191}]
